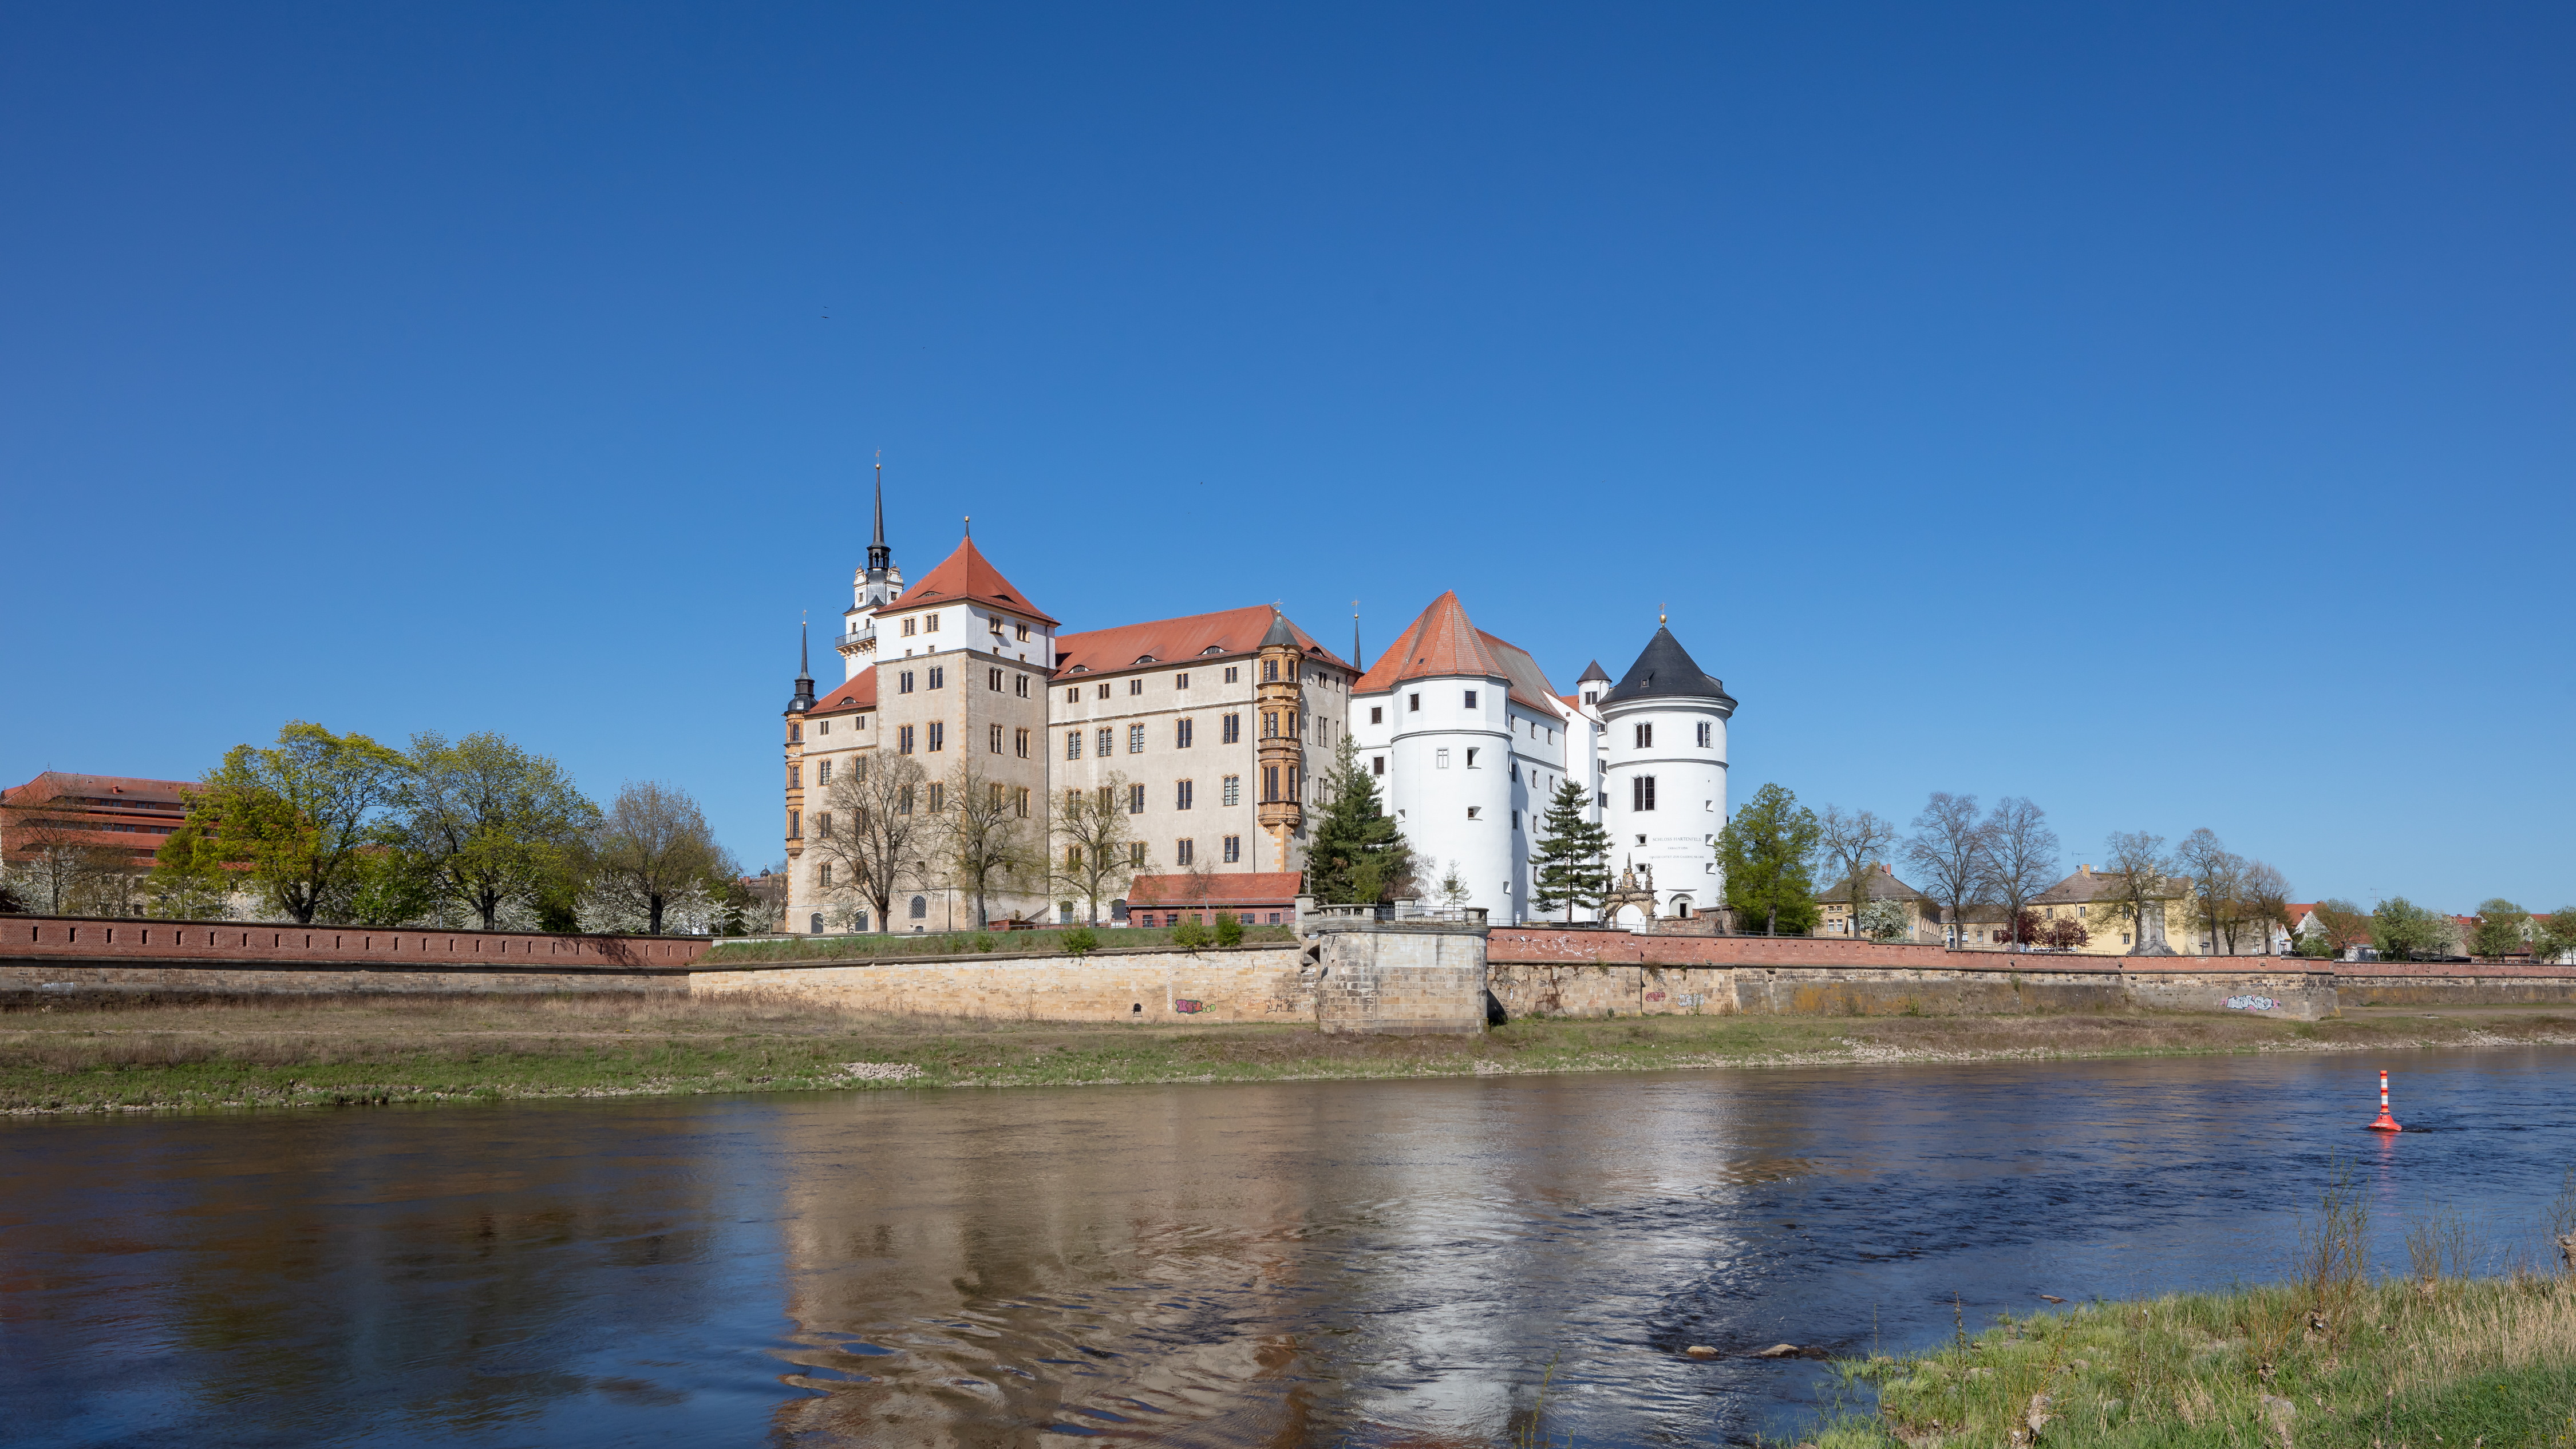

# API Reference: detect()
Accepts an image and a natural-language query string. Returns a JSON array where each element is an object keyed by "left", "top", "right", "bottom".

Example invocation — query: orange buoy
[{"left": 2367, "top": 1068, "right": 2403, "bottom": 1132}]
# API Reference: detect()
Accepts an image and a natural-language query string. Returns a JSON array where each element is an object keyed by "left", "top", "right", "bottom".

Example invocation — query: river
[{"left": 6, "top": 1047, "right": 2573, "bottom": 1446}]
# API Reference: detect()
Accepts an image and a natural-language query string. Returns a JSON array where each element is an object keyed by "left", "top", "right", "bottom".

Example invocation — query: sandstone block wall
[
  {"left": 1311, "top": 924, "right": 1488, "bottom": 1035},
  {"left": 690, "top": 945, "right": 1315, "bottom": 1024},
  {"left": 1485, "top": 962, "right": 2340, "bottom": 1022},
  {"left": 0, "top": 916, "right": 703, "bottom": 1002}
]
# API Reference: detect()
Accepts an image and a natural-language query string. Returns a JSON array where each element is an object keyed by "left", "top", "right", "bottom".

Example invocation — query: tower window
[
  {"left": 1634, "top": 775, "right": 1657, "bottom": 811},
  {"left": 928, "top": 667, "right": 945, "bottom": 690},
  {"left": 1015, "top": 728, "right": 1030, "bottom": 758},
  {"left": 789, "top": 722, "right": 801, "bottom": 742},
  {"left": 1635, "top": 723, "right": 1652, "bottom": 748},
  {"left": 989, "top": 724, "right": 1005, "bottom": 754},
  {"left": 1697, "top": 721, "right": 1712, "bottom": 747},
  {"left": 1222, "top": 713, "right": 1241, "bottom": 743},
  {"left": 1223, "top": 835, "right": 1241, "bottom": 863},
  {"left": 1065, "top": 731, "right": 1081, "bottom": 759},
  {"left": 927, "top": 722, "right": 945, "bottom": 752},
  {"left": 899, "top": 671, "right": 915, "bottom": 694},
  {"left": 1176, "top": 838, "right": 1195, "bottom": 865},
  {"left": 1463, "top": 691, "right": 1477, "bottom": 709},
  {"left": 789, "top": 763, "right": 802, "bottom": 788},
  {"left": 1264, "top": 659, "right": 1279, "bottom": 682},
  {"left": 897, "top": 726, "right": 915, "bottom": 755},
  {"left": 988, "top": 667, "right": 1003, "bottom": 691},
  {"left": 1467, "top": 806, "right": 1481, "bottom": 820},
  {"left": 1222, "top": 774, "right": 1241, "bottom": 806},
  {"left": 1176, "top": 779, "right": 1194, "bottom": 810},
  {"left": 1465, "top": 748, "right": 1479, "bottom": 769},
  {"left": 1408, "top": 693, "right": 1420, "bottom": 712},
  {"left": 1128, "top": 783, "right": 1145, "bottom": 814},
  {"left": 788, "top": 809, "right": 800, "bottom": 838},
  {"left": 1369, "top": 707, "right": 1383, "bottom": 724},
  {"left": 1436, "top": 749, "right": 1451, "bottom": 769},
  {"left": 1372, "top": 755, "right": 1385, "bottom": 777},
  {"left": 1014, "top": 787, "right": 1029, "bottom": 817},
  {"left": 1176, "top": 718, "right": 1195, "bottom": 748},
  {"left": 1263, "top": 712, "right": 1278, "bottom": 738},
  {"left": 1583, "top": 691, "right": 1597, "bottom": 705},
  {"left": 1015, "top": 674, "right": 1029, "bottom": 697}
]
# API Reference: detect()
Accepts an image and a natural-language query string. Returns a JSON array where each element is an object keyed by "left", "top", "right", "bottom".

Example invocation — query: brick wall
[{"left": 0, "top": 916, "right": 708, "bottom": 1001}]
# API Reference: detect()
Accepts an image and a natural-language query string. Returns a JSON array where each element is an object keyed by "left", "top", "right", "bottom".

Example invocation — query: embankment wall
[
  {"left": 691, "top": 945, "right": 1316, "bottom": 1023},
  {"left": 0, "top": 916, "right": 705, "bottom": 1001}
]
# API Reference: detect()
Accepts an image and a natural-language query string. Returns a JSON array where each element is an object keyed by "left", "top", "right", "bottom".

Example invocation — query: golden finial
[{"left": 1659, "top": 601, "right": 1668, "bottom": 625}]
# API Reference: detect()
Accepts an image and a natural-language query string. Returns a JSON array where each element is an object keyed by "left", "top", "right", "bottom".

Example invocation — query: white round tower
[{"left": 1596, "top": 625, "right": 1735, "bottom": 923}]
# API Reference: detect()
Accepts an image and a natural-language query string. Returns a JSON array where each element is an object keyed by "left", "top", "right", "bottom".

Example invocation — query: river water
[{"left": 6, "top": 1047, "right": 2574, "bottom": 1447}]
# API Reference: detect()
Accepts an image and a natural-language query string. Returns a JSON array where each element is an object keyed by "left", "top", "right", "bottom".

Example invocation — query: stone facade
[{"left": 693, "top": 945, "right": 1316, "bottom": 1024}]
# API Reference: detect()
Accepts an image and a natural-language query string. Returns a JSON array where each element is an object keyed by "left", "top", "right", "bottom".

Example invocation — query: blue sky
[{"left": 3, "top": 4, "right": 2568, "bottom": 909}]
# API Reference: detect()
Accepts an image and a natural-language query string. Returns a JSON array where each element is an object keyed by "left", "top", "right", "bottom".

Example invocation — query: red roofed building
[
  {"left": 1125, "top": 872, "right": 1305, "bottom": 927},
  {"left": 1, "top": 771, "right": 194, "bottom": 873}
]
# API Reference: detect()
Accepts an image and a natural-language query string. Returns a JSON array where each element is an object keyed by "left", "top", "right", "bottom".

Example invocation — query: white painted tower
[{"left": 1597, "top": 624, "right": 1735, "bottom": 922}]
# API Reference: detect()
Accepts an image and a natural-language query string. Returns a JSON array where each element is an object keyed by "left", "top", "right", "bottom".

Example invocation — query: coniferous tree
[
  {"left": 1305, "top": 737, "right": 1411, "bottom": 904},
  {"left": 1528, "top": 778, "right": 1611, "bottom": 923}
]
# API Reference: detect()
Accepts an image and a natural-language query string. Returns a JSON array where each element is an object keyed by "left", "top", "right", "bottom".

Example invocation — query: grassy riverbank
[
  {"left": 2, "top": 997, "right": 2572, "bottom": 1113},
  {"left": 1796, "top": 1275, "right": 2576, "bottom": 1447}
]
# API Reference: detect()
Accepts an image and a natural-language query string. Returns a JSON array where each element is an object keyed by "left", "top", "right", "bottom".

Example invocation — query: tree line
[{"left": 1, "top": 722, "right": 762, "bottom": 935}]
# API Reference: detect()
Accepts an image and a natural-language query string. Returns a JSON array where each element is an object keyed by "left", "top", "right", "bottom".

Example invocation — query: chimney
[{"left": 2079, "top": 864, "right": 2091, "bottom": 876}]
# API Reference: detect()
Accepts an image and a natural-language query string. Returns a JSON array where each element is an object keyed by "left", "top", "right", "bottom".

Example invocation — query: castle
[{"left": 779, "top": 472, "right": 1735, "bottom": 933}]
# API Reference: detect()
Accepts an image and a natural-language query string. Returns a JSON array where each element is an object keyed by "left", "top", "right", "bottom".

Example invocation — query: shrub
[
  {"left": 1170, "top": 916, "right": 1211, "bottom": 949},
  {"left": 969, "top": 932, "right": 995, "bottom": 953},
  {"left": 1214, "top": 911, "right": 1245, "bottom": 947},
  {"left": 1060, "top": 927, "right": 1099, "bottom": 956}
]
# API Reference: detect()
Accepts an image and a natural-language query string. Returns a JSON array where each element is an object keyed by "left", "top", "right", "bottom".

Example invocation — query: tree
[
  {"left": 1902, "top": 792, "right": 1988, "bottom": 949},
  {"left": 2371, "top": 897, "right": 2455, "bottom": 962},
  {"left": 2087, "top": 830, "right": 2176, "bottom": 955},
  {"left": 146, "top": 821, "right": 234, "bottom": 919},
  {"left": 394, "top": 731, "right": 599, "bottom": 930},
  {"left": 194, "top": 721, "right": 407, "bottom": 924},
  {"left": 809, "top": 753, "right": 930, "bottom": 932},
  {"left": 1977, "top": 797, "right": 2059, "bottom": 951},
  {"left": 586, "top": 781, "right": 726, "bottom": 935},
  {"left": 1719, "top": 783, "right": 1821, "bottom": 935},
  {"left": 1049, "top": 771, "right": 1141, "bottom": 925},
  {"left": 2174, "top": 828, "right": 2249, "bottom": 956},
  {"left": 2308, "top": 898, "right": 2372, "bottom": 958},
  {"left": 0, "top": 787, "right": 127, "bottom": 916},
  {"left": 937, "top": 757, "right": 1036, "bottom": 929},
  {"left": 1528, "top": 777, "right": 1611, "bottom": 923},
  {"left": 2534, "top": 908, "right": 2576, "bottom": 964},
  {"left": 2470, "top": 898, "right": 2530, "bottom": 961},
  {"left": 2036, "top": 914, "right": 2091, "bottom": 951},
  {"left": 341, "top": 846, "right": 443, "bottom": 927},
  {"left": 1306, "top": 736, "right": 1412, "bottom": 905},
  {"left": 2239, "top": 860, "right": 2294, "bottom": 956},
  {"left": 1433, "top": 860, "right": 1472, "bottom": 908},
  {"left": 1856, "top": 897, "right": 1914, "bottom": 941},
  {"left": 1816, "top": 805, "right": 1898, "bottom": 910}
]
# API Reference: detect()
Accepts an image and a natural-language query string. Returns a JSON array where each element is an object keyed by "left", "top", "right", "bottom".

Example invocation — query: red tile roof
[
  {"left": 881, "top": 537, "right": 1059, "bottom": 626},
  {"left": 2, "top": 771, "right": 196, "bottom": 809},
  {"left": 1354, "top": 593, "right": 1560, "bottom": 712},
  {"left": 1125, "top": 872, "right": 1304, "bottom": 907},
  {"left": 808, "top": 670, "right": 878, "bottom": 715},
  {"left": 1054, "top": 605, "right": 1350, "bottom": 676}
]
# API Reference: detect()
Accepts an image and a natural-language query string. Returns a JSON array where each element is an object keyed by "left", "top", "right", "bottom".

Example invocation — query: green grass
[
  {"left": 1797, "top": 1276, "right": 2576, "bottom": 1448},
  {"left": 700, "top": 923, "right": 1296, "bottom": 964}
]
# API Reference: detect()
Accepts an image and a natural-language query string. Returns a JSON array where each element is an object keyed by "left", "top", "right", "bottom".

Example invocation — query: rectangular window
[
  {"left": 1065, "top": 846, "right": 1084, "bottom": 869},
  {"left": 1066, "top": 687, "right": 1080, "bottom": 703},
  {"left": 1128, "top": 678, "right": 1143, "bottom": 696},
  {"left": 817, "top": 720, "right": 829, "bottom": 735},
  {"left": 1370, "top": 707, "right": 1383, "bottom": 724},
  {"left": 1222, "top": 713, "right": 1240, "bottom": 743},
  {"left": 1065, "top": 731, "right": 1081, "bottom": 759},
  {"left": 1263, "top": 711, "right": 1278, "bottom": 738},
  {"left": 1016, "top": 623, "right": 1030, "bottom": 641},
  {"left": 990, "top": 783, "right": 1005, "bottom": 810},
  {"left": 1066, "top": 788, "right": 1081, "bottom": 814},
  {"left": 788, "top": 809, "right": 800, "bottom": 837},
  {"left": 1176, "top": 838, "right": 1194, "bottom": 866},
  {"left": 1129, "top": 842, "right": 1146, "bottom": 868},
  {"left": 1015, "top": 727, "right": 1030, "bottom": 758},
  {"left": 1096, "top": 727, "right": 1113, "bottom": 756},
  {"left": 1176, "top": 717, "right": 1194, "bottom": 748},
  {"left": 1014, "top": 674, "right": 1029, "bottom": 696},
  {"left": 897, "top": 786, "right": 914, "bottom": 814},
  {"left": 928, "top": 667, "right": 945, "bottom": 690},
  {"left": 1223, "top": 835, "right": 1240, "bottom": 863},
  {"left": 1635, "top": 723, "right": 1652, "bottom": 748},
  {"left": 1634, "top": 775, "right": 1657, "bottom": 811},
  {"left": 898, "top": 726, "right": 915, "bottom": 755},
  {"left": 1264, "top": 659, "right": 1279, "bottom": 682},
  {"left": 1096, "top": 785, "right": 1114, "bottom": 810},
  {"left": 899, "top": 671, "right": 915, "bottom": 694},
  {"left": 1223, "top": 666, "right": 1239, "bottom": 683},
  {"left": 1408, "top": 693, "right": 1420, "bottom": 712},
  {"left": 1464, "top": 748, "right": 1479, "bottom": 769},
  {"left": 1222, "top": 774, "right": 1240, "bottom": 806},
  {"left": 987, "top": 667, "right": 1003, "bottom": 691},
  {"left": 1467, "top": 806, "right": 1481, "bottom": 820},
  {"left": 1263, "top": 765, "right": 1279, "bottom": 801},
  {"left": 789, "top": 763, "right": 802, "bottom": 788},
  {"left": 1372, "top": 755, "right": 1385, "bottom": 777},
  {"left": 1128, "top": 724, "right": 1145, "bottom": 753},
  {"left": 1436, "top": 748, "right": 1451, "bottom": 769},
  {"left": 816, "top": 759, "right": 832, "bottom": 785},
  {"left": 924, "top": 612, "right": 939, "bottom": 632},
  {"left": 789, "top": 722, "right": 801, "bottom": 742},
  {"left": 1176, "top": 779, "right": 1194, "bottom": 810},
  {"left": 1176, "top": 672, "right": 1190, "bottom": 690},
  {"left": 989, "top": 724, "right": 1004, "bottom": 753},
  {"left": 927, "top": 782, "right": 945, "bottom": 811},
  {"left": 1463, "top": 690, "right": 1477, "bottom": 709},
  {"left": 1697, "top": 721, "right": 1712, "bottom": 747},
  {"left": 1014, "top": 787, "right": 1029, "bottom": 817},
  {"left": 927, "top": 722, "right": 945, "bottom": 752},
  {"left": 1128, "top": 783, "right": 1145, "bottom": 814},
  {"left": 1096, "top": 683, "right": 1111, "bottom": 699},
  {"left": 902, "top": 617, "right": 916, "bottom": 637}
]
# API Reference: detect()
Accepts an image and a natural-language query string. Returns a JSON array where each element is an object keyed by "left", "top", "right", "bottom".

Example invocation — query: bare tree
[
  {"left": 1977, "top": 797, "right": 2060, "bottom": 951},
  {"left": 586, "top": 781, "right": 726, "bottom": 935},
  {"left": 1051, "top": 774, "right": 1144, "bottom": 925},
  {"left": 1816, "top": 805, "right": 1898, "bottom": 904},
  {"left": 2174, "top": 828, "right": 2250, "bottom": 956},
  {"left": 937, "top": 757, "right": 1037, "bottom": 929},
  {"left": 1, "top": 794, "right": 106, "bottom": 915},
  {"left": 808, "top": 753, "right": 929, "bottom": 932},
  {"left": 2239, "top": 860, "right": 2293, "bottom": 956},
  {"left": 2089, "top": 830, "right": 2177, "bottom": 955},
  {"left": 1901, "top": 792, "right": 1988, "bottom": 949}
]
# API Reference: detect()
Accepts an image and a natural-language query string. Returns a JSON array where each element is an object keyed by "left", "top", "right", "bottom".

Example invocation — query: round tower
[{"left": 1596, "top": 623, "right": 1735, "bottom": 923}]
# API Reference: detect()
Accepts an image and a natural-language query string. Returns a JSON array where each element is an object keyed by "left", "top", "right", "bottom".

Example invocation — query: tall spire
[
  {"left": 788, "top": 618, "right": 816, "bottom": 712},
  {"left": 866, "top": 453, "right": 891, "bottom": 575},
  {"left": 1352, "top": 600, "right": 1363, "bottom": 672}
]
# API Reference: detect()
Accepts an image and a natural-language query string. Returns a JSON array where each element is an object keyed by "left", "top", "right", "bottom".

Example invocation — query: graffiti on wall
[{"left": 2224, "top": 995, "right": 2279, "bottom": 1012}]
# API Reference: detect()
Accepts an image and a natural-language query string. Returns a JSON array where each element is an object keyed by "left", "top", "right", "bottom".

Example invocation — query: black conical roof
[
  {"left": 1577, "top": 659, "right": 1611, "bottom": 683},
  {"left": 1258, "top": 609, "right": 1299, "bottom": 650},
  {"left": 1601, "top": 627, "right": 1734, "bottom": 709}
]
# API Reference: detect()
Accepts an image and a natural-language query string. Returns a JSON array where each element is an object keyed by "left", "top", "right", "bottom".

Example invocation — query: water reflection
[{"left": 6, "top": 1049, "right": 2574, "bottom": 1446}]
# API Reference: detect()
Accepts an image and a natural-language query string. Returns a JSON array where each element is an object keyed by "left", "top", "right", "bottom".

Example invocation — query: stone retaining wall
[
  {"left": 690, "top": 945, "right": 1315, "bottom": 1024},
  {"left": 0, "top": 916, "right": 705, "bottom": 1001},
  {"left": 1488, "top": 961, "right": 2343, "bottom": 1022}
]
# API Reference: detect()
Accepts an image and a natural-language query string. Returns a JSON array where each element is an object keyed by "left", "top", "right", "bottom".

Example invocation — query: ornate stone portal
[{"left": 1601, "top": 860, "right": 1657, "bottom": 923}]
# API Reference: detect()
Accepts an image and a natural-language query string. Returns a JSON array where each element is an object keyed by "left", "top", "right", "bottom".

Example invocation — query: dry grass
[{"left": 3, "top": 996, "right": 2573, "bottom": 1114}]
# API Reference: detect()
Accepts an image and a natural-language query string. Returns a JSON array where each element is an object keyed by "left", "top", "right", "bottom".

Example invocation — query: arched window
[
  {"left": 908, "top": 894, "right": 928, "bottom": 919},
  {"left": 809, "top": 913, "right": 824, "bottom": 933}
]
